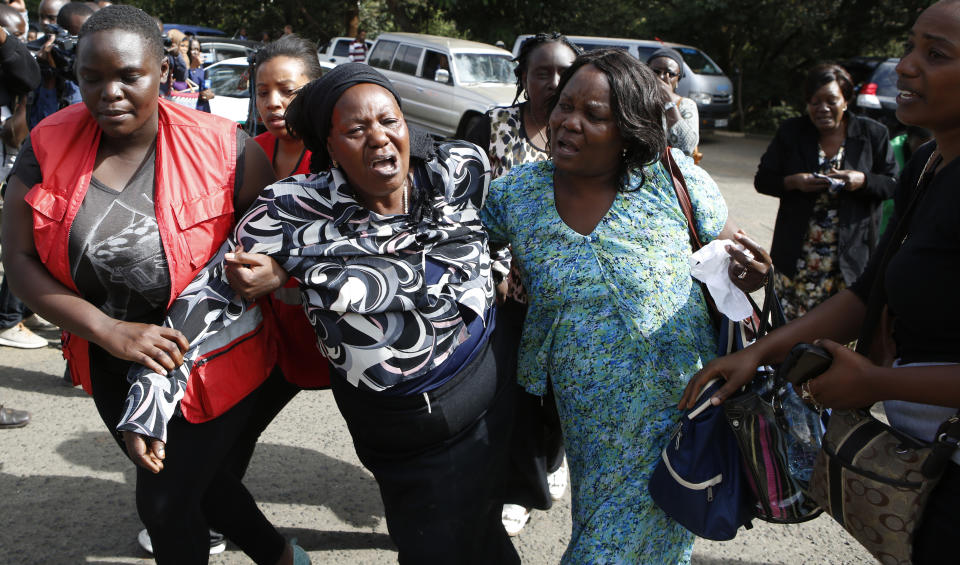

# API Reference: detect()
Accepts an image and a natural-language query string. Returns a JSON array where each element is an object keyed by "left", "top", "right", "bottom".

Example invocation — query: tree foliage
[{"left": 43, "top": 0, "right": 933, "bottom": 131}]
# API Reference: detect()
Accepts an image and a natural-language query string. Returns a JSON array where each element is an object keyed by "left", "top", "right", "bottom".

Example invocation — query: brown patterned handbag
[
  {"left": 807, "top": 409, "right": 960, "bottom": 565},
  {"left": 807, "top": 149, "right": 959, "bottom": 564}
]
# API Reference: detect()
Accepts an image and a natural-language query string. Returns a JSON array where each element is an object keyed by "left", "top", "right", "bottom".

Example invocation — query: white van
[
  {"left": 512, "top": 35, "right": 734, "bottom": 129},
  {"left": 367, "top": 33, "right": 517, "bottom": 138},
  {"left": 318, "top": 36, "right": 373, "bottom": 66}
]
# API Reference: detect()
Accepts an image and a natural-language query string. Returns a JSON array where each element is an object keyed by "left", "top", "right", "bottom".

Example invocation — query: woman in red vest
[
  {"left": 1, "top": 6, "right": 307, "bottom": 565},
  {"left": 247, "top": 34, "right": 331, "bottom": 391}
]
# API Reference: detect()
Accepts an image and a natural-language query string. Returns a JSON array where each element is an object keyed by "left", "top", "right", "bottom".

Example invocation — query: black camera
[
  {"left": 26, "top": 24, "right": 78, "bottom": 82},
  {"left": 162, "top": 34, "right": 173, "bottom": 49}
]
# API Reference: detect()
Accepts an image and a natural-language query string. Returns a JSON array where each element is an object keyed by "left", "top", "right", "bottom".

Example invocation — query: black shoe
[{"left": 0, "top": 405, "right": 30, "bottom": 428}]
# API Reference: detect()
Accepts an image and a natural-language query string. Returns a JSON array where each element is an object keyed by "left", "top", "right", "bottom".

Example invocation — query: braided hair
[{"left": 512, "top": 32, "right": 582, "bottom": 104}]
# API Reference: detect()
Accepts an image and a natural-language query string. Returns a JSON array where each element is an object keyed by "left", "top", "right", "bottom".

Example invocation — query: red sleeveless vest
[
  {"left": 253, "top": 131, "right": 330, "bottom": 389},
  {"left": 24, "top": 100, "right": 277, "bottom": 422}
]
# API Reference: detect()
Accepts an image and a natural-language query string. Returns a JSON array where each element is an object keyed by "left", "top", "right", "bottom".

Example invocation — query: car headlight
[{"left": 689, "top": 92, "right": 712, "bottom": 105}]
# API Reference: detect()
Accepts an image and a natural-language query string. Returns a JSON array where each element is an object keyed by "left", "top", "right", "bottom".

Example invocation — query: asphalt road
[{"left": 0, "top": 132, "right": 876, "bottom": 565}]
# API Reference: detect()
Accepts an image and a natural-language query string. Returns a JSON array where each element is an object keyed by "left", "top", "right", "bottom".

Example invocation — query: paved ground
[{"left": 0, "top": 133, "right": 876, "bottom": 564}]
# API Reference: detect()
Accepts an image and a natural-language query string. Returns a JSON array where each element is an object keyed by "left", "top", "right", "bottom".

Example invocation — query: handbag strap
[
  {"left": 856, "top": 150, "right": 940, "bottom": 357},
  {"left": 664, "top": 149, "right": 781, "bottom": 332},
  {"left": 664, "top": 149, "right": 720, "bottom": 328}
]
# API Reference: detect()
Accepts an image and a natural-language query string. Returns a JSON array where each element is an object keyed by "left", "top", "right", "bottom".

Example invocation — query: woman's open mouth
[{"left": 370, "top": 153, "right": 399, "bottom": 177}]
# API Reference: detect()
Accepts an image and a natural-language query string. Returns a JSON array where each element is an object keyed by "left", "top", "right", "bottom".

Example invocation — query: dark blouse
[
  {"left": 117, "top": 140, "right": 496, "bottom": 441},
  {"left": 755, "top": 114, "right": 898, "bottom": 283},
  {"left": 851, "top": 142, "right": 960, "bottom": 363}
]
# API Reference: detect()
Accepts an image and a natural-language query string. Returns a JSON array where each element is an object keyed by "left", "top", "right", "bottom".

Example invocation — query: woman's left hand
[
  {"left": 123, "top": 431, "right": 165, "bottom": 474},
  {"left": 827, "top": 168, "right": 866, "bottom": 191},
  {"left": 796, "top": 339, "right": 879, "bottom": 410},
  {"left": 224, "top": 246, "right": 289, "bottom": 300},
  {"left": 725, "top": 230, "right": 773, "bottom": 293}
]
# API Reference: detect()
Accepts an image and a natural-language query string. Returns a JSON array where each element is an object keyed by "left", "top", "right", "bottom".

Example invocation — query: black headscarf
[
  {"left": 646, "top": 47, "right": 685, "bottom": 80},
  {"left": 285, "top": 63, "right": 404, "bottom": 173}
]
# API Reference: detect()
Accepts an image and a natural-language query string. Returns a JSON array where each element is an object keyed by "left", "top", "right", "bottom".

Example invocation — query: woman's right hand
[
  {"left": 123, "top": 431, "right": 165, "bottom": 473},
  {"left": 97, "top": 321, "right": 188, "bottom": 375},
  {"left": 678, "top": 346, "right": 765, "bottom": 410},
  {"left": 783, "top": 172, "right": 829, "bottom": 193}
]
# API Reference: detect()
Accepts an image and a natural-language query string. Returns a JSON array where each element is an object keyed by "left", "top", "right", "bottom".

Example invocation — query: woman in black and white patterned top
[{"left": 119, "top": 63, "right": 519, "bottom": 565}]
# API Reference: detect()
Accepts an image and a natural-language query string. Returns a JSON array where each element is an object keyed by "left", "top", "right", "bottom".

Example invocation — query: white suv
[{"left": 366, "top": 33, "right": 516, "bottom": 138}]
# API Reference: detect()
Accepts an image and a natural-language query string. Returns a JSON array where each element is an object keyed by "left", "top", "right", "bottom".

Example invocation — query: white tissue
[{"left": 689, "top": 239, "right": 754, "bottom": 321}]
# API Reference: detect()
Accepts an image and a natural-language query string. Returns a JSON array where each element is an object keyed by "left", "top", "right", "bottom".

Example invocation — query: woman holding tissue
[
  {"left": 481, "top": 49, "right": 771, "bottom": 563},
  {"left": 755, "top": 63, "right": 897, "bottom": 319}
]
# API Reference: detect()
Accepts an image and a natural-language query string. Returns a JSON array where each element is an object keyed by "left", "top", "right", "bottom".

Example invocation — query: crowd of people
[{"left": 1, "top": 1, "right": 959, "bottom": 564}]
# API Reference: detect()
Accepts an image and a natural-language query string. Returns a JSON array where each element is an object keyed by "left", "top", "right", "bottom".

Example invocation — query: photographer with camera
[
  {"left": 0, "top": 0, "right": 41, "bottom": 425},
  {"left": 27, "top": 3, "right": 92, "bottom": 128}
]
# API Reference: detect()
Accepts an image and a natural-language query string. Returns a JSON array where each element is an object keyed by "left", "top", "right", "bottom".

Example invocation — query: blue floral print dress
[{"left": 481, "top": 149, "right": 727, "bottom": 564}]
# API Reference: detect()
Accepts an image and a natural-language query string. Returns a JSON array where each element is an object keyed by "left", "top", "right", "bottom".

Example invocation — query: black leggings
[{"left": 89, "top": 345, "right": 297, "bottom": 565}]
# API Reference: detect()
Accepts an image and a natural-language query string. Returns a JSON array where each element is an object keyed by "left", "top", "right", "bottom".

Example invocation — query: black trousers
[
  {"left": 495, "top": 298, "right": 566, "bottom": 511},
  {"left": 89, "top": 345, "right": 295, "bottom": 565},
  {"left": 331, "top": 339, "right": 519, "bottom": 565},
  {"left": 913, "top": 461, "right": 960, "bottom": 564}
]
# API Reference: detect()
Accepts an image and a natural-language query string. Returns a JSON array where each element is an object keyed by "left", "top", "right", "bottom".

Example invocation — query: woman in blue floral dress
[{"left": 482, "top": 49, "right": 769, "bottom": 563}]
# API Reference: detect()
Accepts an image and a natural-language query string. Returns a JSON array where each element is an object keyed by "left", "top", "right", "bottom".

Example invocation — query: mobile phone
[{"left": 778, "top": 343, "right": 833, "bottom": 385}]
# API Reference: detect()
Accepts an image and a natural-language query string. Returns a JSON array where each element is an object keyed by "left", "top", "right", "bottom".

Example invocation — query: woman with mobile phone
[
  {"left": 683, "top": 4, "right": 960, "bottom": 560},
  {"left": 754, "top": 63, "right": 897, "bottom": 319}
]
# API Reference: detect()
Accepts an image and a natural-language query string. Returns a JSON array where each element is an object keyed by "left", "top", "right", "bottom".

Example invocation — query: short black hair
[
  {"left": 803, "top": 63, "right": 854, "bottom": 104},
  {"left": 78, "top": 4, "right": 164, "bottom": 62},
  {"left": 549, "top": 48, "right": 667, "bottom": 190},
  {"left": 513, "top": 32, "right": 582, "bottom": 104},
  {"left": 57, "top": 2, "right": 94, "bottom": 33},
  {"left": 254, "top": 34, "right": 324, "bottom": 83}
]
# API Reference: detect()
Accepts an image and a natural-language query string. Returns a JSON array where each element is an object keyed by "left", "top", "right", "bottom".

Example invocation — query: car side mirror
[{"left": 434, "top": 68, "right": 450, "bottom": 84}]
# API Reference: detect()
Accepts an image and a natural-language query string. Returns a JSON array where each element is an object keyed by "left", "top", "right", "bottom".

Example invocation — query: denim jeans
[{"left": 0, "top": 276, "right": 30, "bottom": 330}]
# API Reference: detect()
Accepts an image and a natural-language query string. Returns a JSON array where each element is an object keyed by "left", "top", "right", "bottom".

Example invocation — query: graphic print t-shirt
[{"left": 67, "top": 148, "right": 171, "bottom": 324}]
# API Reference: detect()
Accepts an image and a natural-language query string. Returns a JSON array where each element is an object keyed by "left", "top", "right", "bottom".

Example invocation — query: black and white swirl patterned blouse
[{"left": 118, "top": 140, "right": 495, "bottom": 441}]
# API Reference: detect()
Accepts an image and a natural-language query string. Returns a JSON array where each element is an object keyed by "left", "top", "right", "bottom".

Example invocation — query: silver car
[{"left": 367, "top": 33, "right": 516, "bottom": 138}]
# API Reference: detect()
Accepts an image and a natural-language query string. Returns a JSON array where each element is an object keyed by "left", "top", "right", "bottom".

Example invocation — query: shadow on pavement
[
  {"left": 56, "top": 434, "right": 385, "bottom": 530},
  {"left": 0, "top": 471, "right": 143, "bottom": 564},
  {"left": 278, "top": 527, "right": 395, "bottom": 553},
  {"left": 0, "top": 366, "right": 85, "bottom": 398},
  {"left": 244, "top": 442, "right": 385, "bottom": 529}
]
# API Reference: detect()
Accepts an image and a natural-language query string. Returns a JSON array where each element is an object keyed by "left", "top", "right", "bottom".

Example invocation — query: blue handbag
[{"left": 648, "top": 378, "right": 753, "bottom": 541}]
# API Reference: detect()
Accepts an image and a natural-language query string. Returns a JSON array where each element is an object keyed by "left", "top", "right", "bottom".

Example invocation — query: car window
[
  {"left": 391, "top": 44, "right": 423, "bottom": 75},
  {"left": 873, "top": 61, "right": 899, "bottom": 97},
  {"left": 368, "top": 40, "right": 399, "bottom": 69},
  {"left": 575, "top": 42, "right": 631, "bottom": 53},
  {"left": 212, "top": 45, "right": 249, "bottom": 65},
  {"left": 675, "top": 47, "right": 723, "bottom": 76},
  {"left": 419, "top": 50, "right": 452, "bottom": 84},
  {"left": 636, "top": 46, "right": 658, "bottom": 62},
  {"left": 208, "top": 64, "right": 250, "bottom": 98},
  {"left": 453, "top": 53, "right": 514, "bottom": 84},
  {"left": 333, "top": 39, "right": 351, "bottom": 57}
]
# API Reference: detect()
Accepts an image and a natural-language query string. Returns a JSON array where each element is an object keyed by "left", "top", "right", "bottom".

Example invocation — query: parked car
[
  {"left": 366, "top": 32, "right": 516, "bottom": 138},
  {"left": 163, "top": 23, "right": 225, "bottom": 37},
  {"left": 512, "top": 35, "right": 734, "bottom": 130},
  {"left": 853, "top": 57, "right": 902, "bottom": 135},
  {"left": 318, "top": 36, "right": 373, "bottom": 65},
  {"left": 196, "top": 36, "right": 260, "bottom": 67},
  {"left": 203, "top": 57, "right": 334, "bottom": 125}
]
